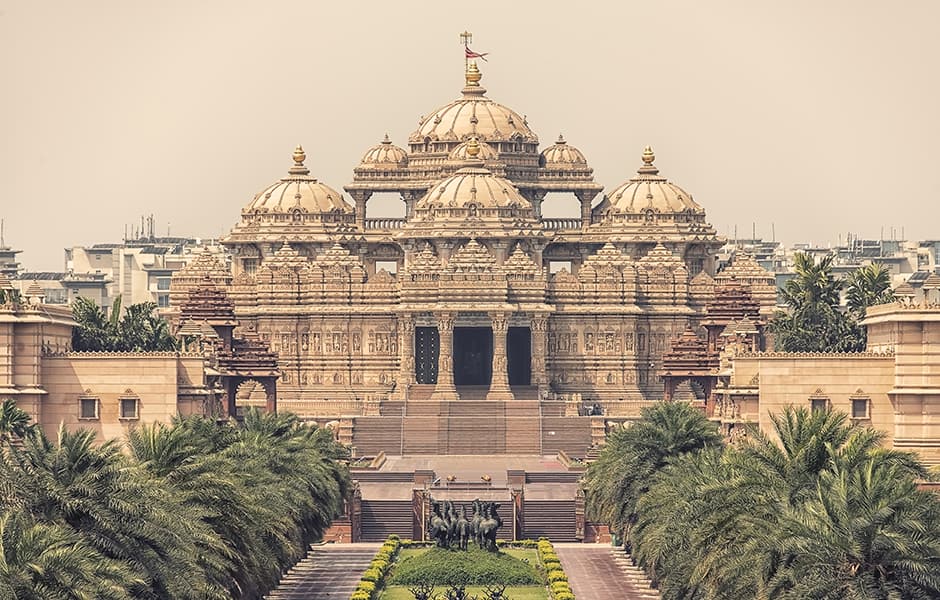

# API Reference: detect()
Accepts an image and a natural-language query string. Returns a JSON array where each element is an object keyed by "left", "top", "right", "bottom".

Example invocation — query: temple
[{"left": 181, "top": 57, "right": 749, "bottom": 433}]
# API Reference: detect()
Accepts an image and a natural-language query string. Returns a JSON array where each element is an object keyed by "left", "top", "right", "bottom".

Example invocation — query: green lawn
[{"left": 379, "top": 586, "right": 547, "bottom": 600}]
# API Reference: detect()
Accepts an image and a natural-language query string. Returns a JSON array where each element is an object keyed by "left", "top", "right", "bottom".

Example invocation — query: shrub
[
  {"left": 389, "top": 546, "right": 541, "bottom": 586},
  {"left": 361, "top": 567, "right": 382, "bottom": 583},
  {"left": 357, "top": 581, "right": 376, "bottom": 594},
  {"left": 554, "top": 593, "right": 575, "bottom": 600},
  {"left": 550, "top": 580, "right": 572, "bottom": 594},
  {"left": 351, "top": 592, "right": 371, "bottom": 600},
  {"left": 370, "top": 558, "right": 388, "bottom": 572},
  {"left": 547, "top": 570, "right": 568, "bottom": 583}
]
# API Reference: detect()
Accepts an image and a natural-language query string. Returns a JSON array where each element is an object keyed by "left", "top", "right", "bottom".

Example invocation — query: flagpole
[{"left": 460, "top": 30, "right": 472, "bottom": 73}]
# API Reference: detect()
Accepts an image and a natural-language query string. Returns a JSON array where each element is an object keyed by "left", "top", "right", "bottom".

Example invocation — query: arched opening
[
  {"left": 234, "top": 379, "right": 268, "bottom": 418},
  {"left": 364, "top": 192, "right": 407, "bottom": 220},
  {"left": 539, "top": 192, "right": 581, "bottom": 219}
]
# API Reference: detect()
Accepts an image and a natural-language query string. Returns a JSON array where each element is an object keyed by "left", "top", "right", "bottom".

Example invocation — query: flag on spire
[{"left": 465, "top": 46, "right": 488, "bottom": 61}]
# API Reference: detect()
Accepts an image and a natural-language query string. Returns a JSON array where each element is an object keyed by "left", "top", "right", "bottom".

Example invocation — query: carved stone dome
[
  {"left": 409, "top": 63, "right": 537, "bottom": 145},
  {"left": 359, "top": 135, "right": 408, "bottom": 168},
  {"left": 415, "top": 165, "right": 532, "bottom": 211},
  {"left": 244, "top": 146, "right": 354, "bottom": 216},
  {"left": 599, "top": 147, "right": 703, "bottom": 215},
  {"left": 539, "top": 135, "right": 587, "bottom": 168}
]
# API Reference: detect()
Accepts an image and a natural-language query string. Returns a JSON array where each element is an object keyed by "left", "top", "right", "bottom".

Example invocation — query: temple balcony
[
  {"left": 364, "top": 218, "right": 406, "bottom": 230},
  {"left": 541, "top": 218, "right": 581, "bottom": 231}
]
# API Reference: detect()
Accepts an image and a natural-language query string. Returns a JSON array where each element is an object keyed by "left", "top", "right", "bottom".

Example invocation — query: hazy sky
[{"left": 2, "top": 1, "right": 938, "bottom": 270}]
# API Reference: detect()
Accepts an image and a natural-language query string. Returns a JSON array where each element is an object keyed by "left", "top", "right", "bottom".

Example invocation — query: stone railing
[
  {"left": 277, "top": 399, "right": 364, "bottom": 417},
  {"left": 736, "top": 350, "right": 895, "bottom": 359},
  {"left": 541, "top": 218, "right": 582, "bottom": 231},
  {"left": 364, "top": 218, "right": 405, "bottom": 230}
]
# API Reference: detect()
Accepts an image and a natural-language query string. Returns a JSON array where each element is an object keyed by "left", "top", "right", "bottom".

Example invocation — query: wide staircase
[
  {"left": 360, "top": 499, "right": 414, "bottom": 541},
  {"left": 553, "top": 545, "right": 660, "bottom": 599},
  {"left": 351, "top": 386, "right": 591, "bottom": 456},
  {"left": 541, "top": 416, "right": 592, "bottom": 456},
  {"left": 265, "top": 543, "right": 380, "bottom": 600},
  {"left": 351, "top": 416, "right": 402, "bottom": 456},
  {"left": 523, "top": 499, "right": 577, "bottom": 541}
]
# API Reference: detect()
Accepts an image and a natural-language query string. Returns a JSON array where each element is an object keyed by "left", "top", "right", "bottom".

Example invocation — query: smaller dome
[
  {"left": 244, "top": 146, "right": 353, "bottom": 215},
  {"left": 359, "top": 134, "right": 408, "bottom": 167},
  {"left": 540, "top": 134, "right": 588, "bottom": 168},
  {"left": 602, "top": 147, "right": 703, "bottom": 215},
  {"left": 449, "top": 138, "right": 499, "bottom": 162}
]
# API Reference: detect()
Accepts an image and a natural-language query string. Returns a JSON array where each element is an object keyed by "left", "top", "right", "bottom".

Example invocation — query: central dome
[
  {"left": 408, "top": 63, "right": 538, "bottom": 145},
  {"left": 406, "top": 139, "right": 536, "bottom": 235}
]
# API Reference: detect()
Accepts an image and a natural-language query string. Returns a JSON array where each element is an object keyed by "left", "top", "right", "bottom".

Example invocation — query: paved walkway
[
  {"left": 266, "top": 543, "right": 380, "bottom": 600},
  {"left": 554, "top": 544, "right": 660, "bottom": 599}
]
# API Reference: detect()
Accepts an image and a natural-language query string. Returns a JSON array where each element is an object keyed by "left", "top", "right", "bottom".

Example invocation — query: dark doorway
[
  {"left": 415, "top": 327, "right": 439, "bottom": 384},
  {"left": 507, "top": 327, "right": 532, "bottom": 386},
  {"left": 453, "top": 327, "right": 493, "bottom": 386}
]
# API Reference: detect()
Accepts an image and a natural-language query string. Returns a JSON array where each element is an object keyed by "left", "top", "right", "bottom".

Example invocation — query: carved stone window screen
[{"left": 78, "top": 395, "right": 99, "bottom": 420}]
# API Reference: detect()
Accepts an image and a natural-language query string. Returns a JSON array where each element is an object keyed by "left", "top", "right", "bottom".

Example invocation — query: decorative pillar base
[
  {"left": 430, "top": 387, "right": 459, "bottom": 402},
  {"left": 485, "top": 387, "right": 514, "bottom": 401}
]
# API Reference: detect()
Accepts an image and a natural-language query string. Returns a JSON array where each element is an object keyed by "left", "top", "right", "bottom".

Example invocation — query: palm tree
[
  {"left": 128, "top": 412, "right": 350, "bottom": 599},
  {"left": 845, "top": 263, "right": 894, "bottom": 318},
  {"left": 72, "top": 296, "right": 178, "bottom": 352},
  {"left": 769, "top": 456, "right": 940, "bottom": 599},
  {"left": 0, "top": 510, "right": 139, "bottom": 599},
  {"left": 0, "top": 398, "right": 34, "bottom": 445},
  {"left": 12, "top": 425, "right": 225, "bottom": 600},
  {"left": 584, "top": 402, "right": 722, "bottom": 542},
  {"left": 772, "top": 253, "right": 866, "bottom": 352}
]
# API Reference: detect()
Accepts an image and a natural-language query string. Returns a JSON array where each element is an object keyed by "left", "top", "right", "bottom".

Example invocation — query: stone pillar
[
  {"left": 576, "top": 190, "right": 598, "bottom": 229},
  {"left": 431, "top": 312, "right": 458, "bottom": 401},
  {"left": 263, "top": 380, "right": 277, "bottom": 414},
  {"left": 531, "top": 314, "right": 549, "bottom": 392},
  {"left": 523, "top": 190, "right": 546, "bottom": 219},
  {"left": 394, "top": 314, "right": 416, "bottom": 400},
  {"left": 487, "top": 311, "right": 514, "bottom": 400},
  {"left": 402, "top": 191, "right": 421, "bottom": 219},
  {"left": 350, "top": 190, "right": 372, "bottom": 230}
]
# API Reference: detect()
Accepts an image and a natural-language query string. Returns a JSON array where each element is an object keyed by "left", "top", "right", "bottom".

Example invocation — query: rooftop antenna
[
  {"left": 1, "top": 218, "right": 4, "bottom": 248},
  {"left": 771, "top": 222, "right": 776, "bottom": 243}
]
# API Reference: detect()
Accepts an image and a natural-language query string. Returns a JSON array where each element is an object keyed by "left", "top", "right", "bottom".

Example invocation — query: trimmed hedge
[
  {"left": 537, "top": 539, "right": 575, "bottom": 600},
  {"left": 388, "top": 545, "right": 541, "bottom": 586},
  {"left": 350, "top": 535, "right": 400, "bottom": 599}
]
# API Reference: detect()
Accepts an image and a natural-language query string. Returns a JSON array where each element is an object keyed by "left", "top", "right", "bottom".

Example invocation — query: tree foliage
[
  {"left": 71, "top": 296, "right": 178, "bottom": 352},
  {"left": 771, "top": 254, "right": 895, "bottom": 353},
  {"left": 0, "top": 408, "right": 350, "bottom": 599},
  {"left": 588, "top": 403, "right": 940, "bottom": 600},
  {"left": 583, "top": 402, "right": 722, "bottom": 539}
]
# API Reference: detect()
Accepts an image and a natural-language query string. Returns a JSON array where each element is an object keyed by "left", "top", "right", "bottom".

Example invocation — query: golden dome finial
[
  {"left": 466, "top": 136, "right": 481, "bottom": 158},
  {"left": 642, "top": 146, "right": 655, "bottom": 166},
  {"left": 557, "top": 134, "right": 566, "bottom": 144},
  {"left": 293, "top": 145, "right": 306, "bottom": 166},
  {"left": 382, "top": 133, "right": 391, "bottom": 144},
  {"left": 289, "top": 144, "right": 310, "bottom": 176},
  {"left": 465, "top": 61, "right": 482, "bottom": 87}
]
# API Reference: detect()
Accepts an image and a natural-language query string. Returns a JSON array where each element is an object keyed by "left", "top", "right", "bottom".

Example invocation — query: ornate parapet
[{"left": 735, "top": 350, "right": 895, "bottom": 359}]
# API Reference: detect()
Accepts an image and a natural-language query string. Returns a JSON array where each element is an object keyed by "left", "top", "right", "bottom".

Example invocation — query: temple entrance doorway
[
  {"left": 453, "top": 327, "right": 493, "bottom": 386},
  {"left": 507, "top": 327, "right": 532, "bottom": 386},
  {"left": 415, "top": 326, "right": 439, "bottom": 384}
]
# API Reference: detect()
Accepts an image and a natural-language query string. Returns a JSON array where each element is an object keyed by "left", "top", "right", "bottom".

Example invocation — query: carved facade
[{"left": 170, "top": 60, "right": 765, "bottom": 415}]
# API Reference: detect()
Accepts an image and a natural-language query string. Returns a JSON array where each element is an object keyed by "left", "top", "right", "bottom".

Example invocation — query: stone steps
[
  {"left": 265, "top": 543, "right": 381, "bottom": 599},
  {"left": 611, "top": 551, "right": 661, "bottom": 599},
  {"left": 361, "top": 500, "right": 414, "bottom": 541},
  {"left": 523, "top": 500, "right": 577, "bottom": 541}
]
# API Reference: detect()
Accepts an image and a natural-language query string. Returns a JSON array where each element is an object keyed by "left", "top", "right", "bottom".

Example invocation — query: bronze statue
[{"left": 427, "top": 497, "right": 503, "bottom": 551}]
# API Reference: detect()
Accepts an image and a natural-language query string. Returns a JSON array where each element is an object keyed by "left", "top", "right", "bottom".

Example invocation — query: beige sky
[{"left": 1, "top": 1, "right": 938, "bottom": 270}]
